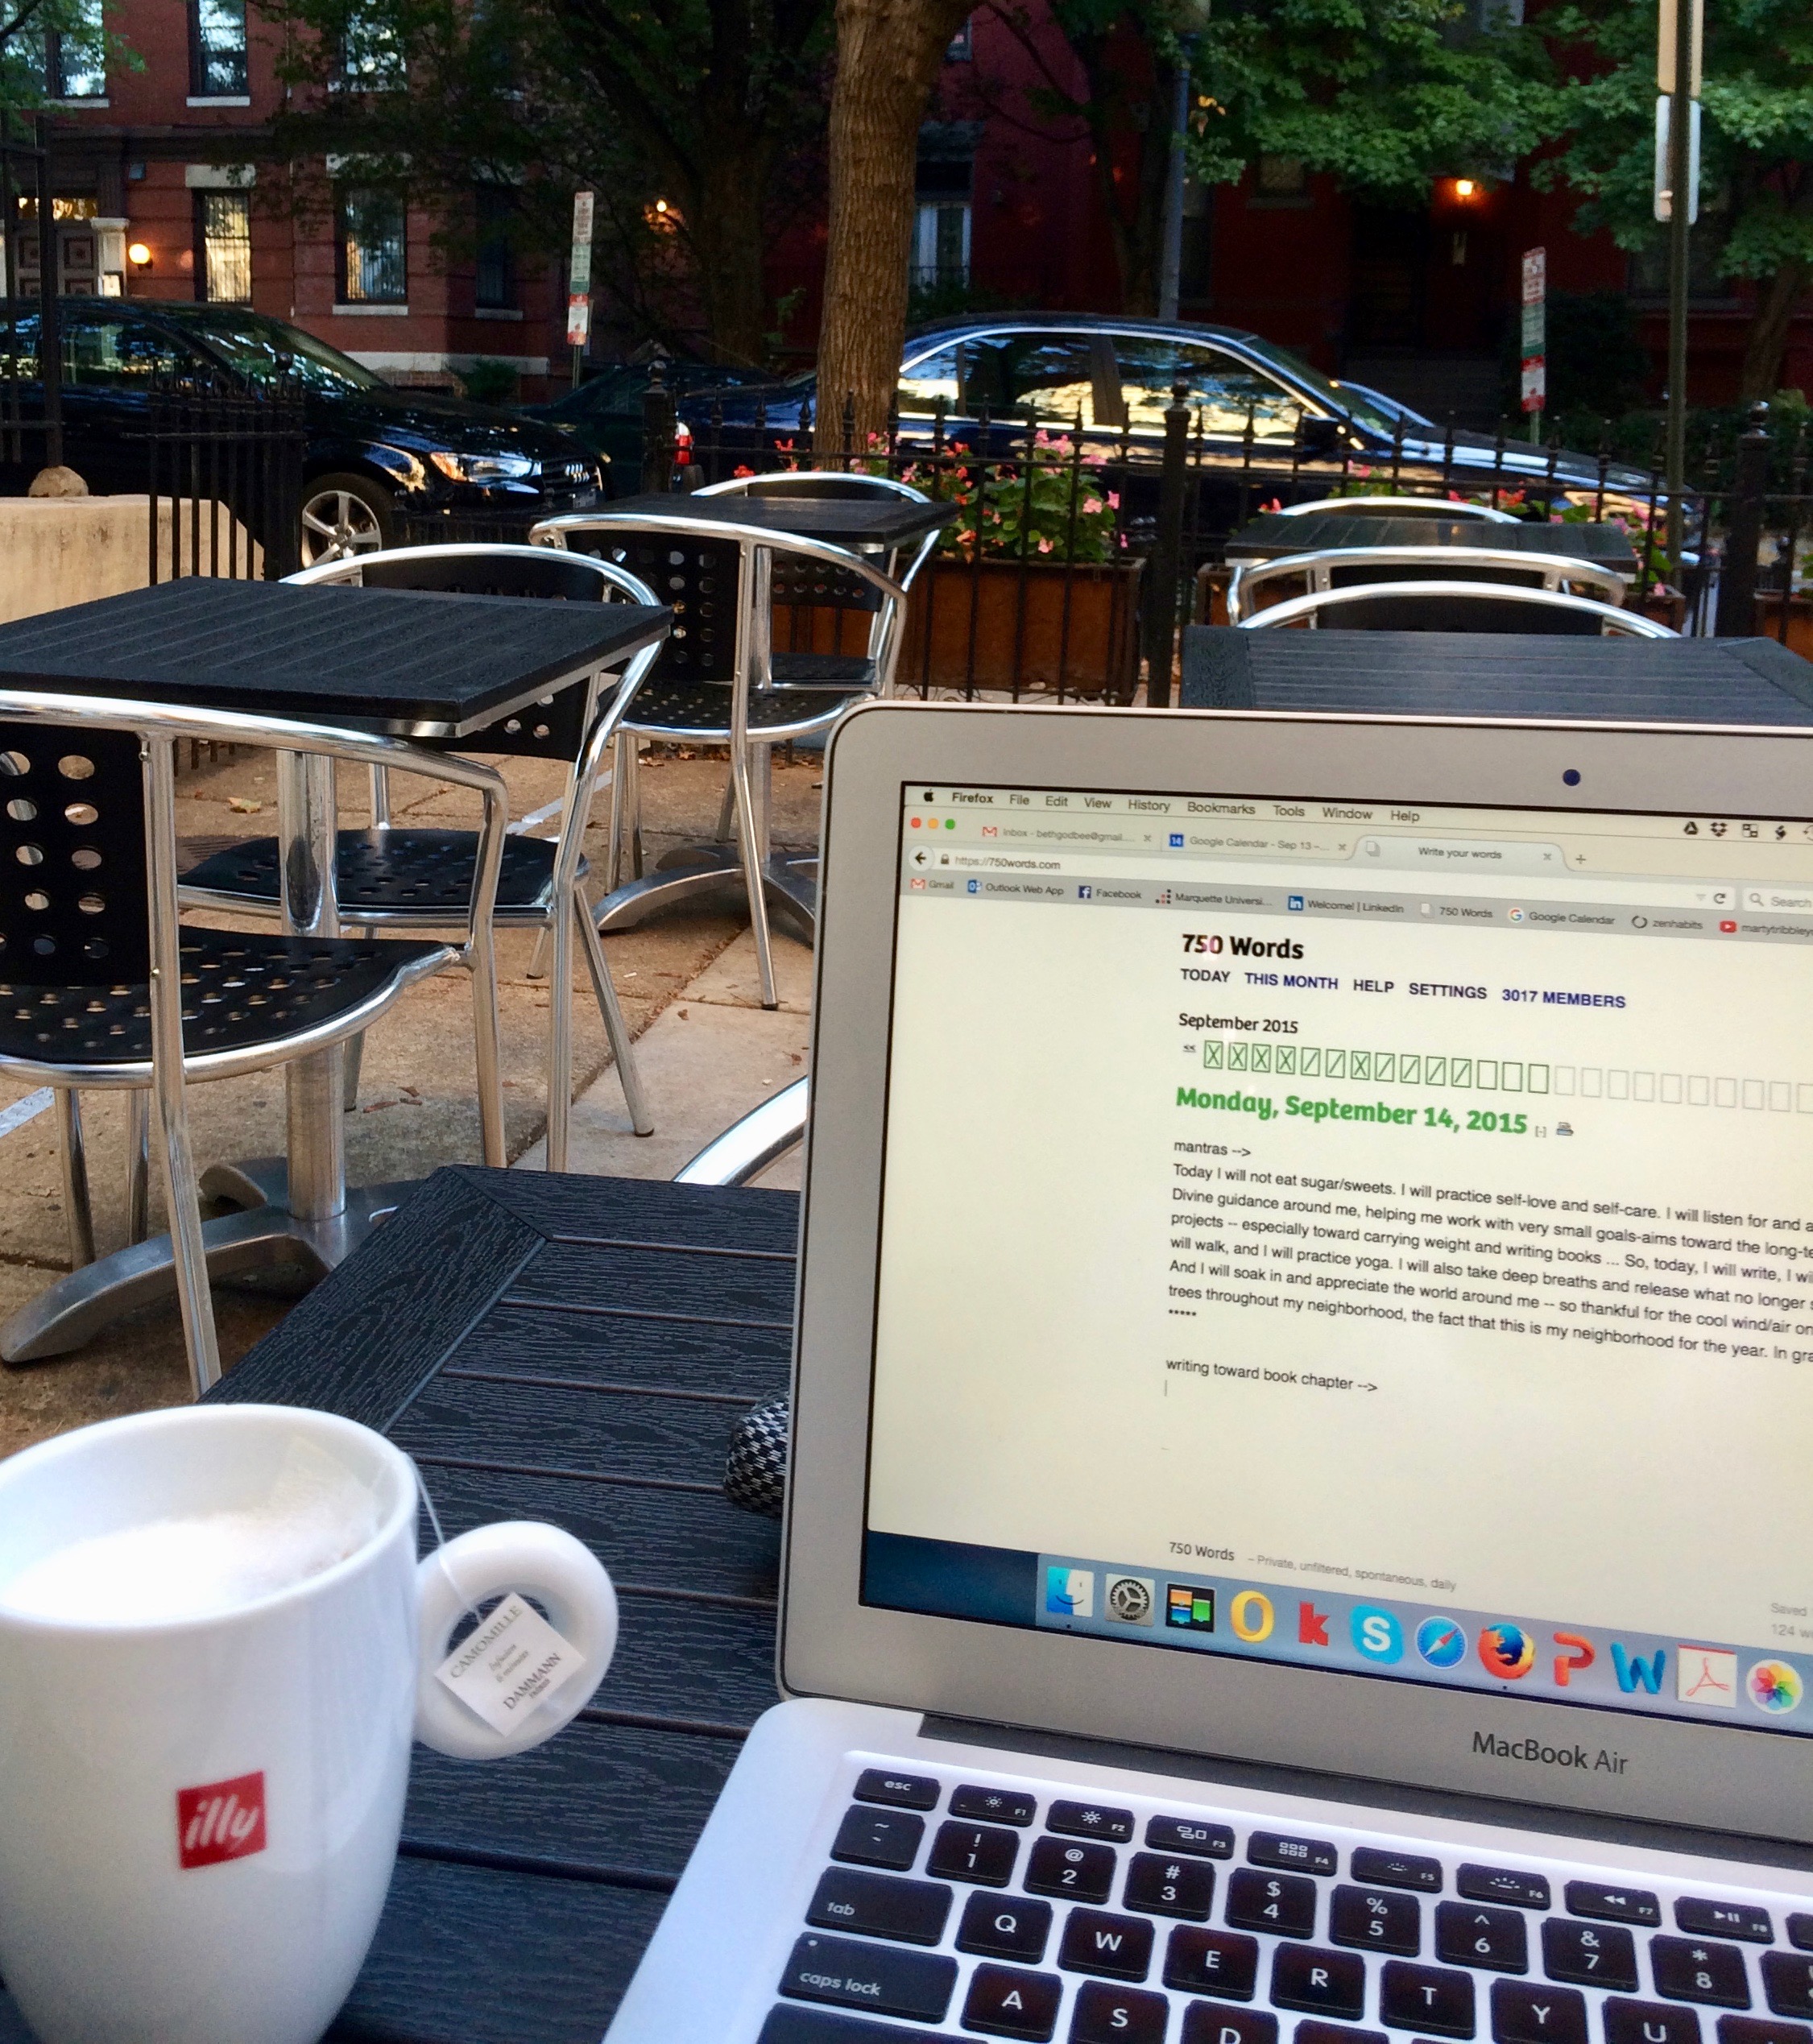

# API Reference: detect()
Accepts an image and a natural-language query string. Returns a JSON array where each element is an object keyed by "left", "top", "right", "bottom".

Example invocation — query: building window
[
  {"left": 912, "top": 201, "right": 970, "bottom": 290},
  {"left": 337, "top": 188, "right": 406, "bottom": 303},
  {"left": 43, "top": 0, "right": 106, "bottom": 98},
  {"left": 196, "top": 190, "right": 251, "bottom": 301},
  {"left": 1254, "top": 155, "right": 1309, "bottom": 201},
  {"left": 340, "top": 4, "right": 404, "bottom": 86},
  {"left": 474, "top": 184, "right": 515, "bottom": 309},
  {"left": 190, "top": 0, "right": 247, "bottom": 95}
]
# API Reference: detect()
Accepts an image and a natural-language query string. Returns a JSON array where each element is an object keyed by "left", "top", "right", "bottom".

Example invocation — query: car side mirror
[{"left": 1297, "top": 414, "right": 1344, "bottom": 458}]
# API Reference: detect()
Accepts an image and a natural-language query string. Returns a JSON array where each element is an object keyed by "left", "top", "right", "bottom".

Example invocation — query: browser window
[{"left": 865, "top": 783, "right": 1813, "bottom": 1738}]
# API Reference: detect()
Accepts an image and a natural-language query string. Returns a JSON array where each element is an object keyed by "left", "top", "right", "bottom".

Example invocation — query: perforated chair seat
[
  {"left": 629, "top": 667, "right": 876, "bottom": 737},
  {"left": 0, "top": 929, "right": 449, "bottom": 1066},
  {"left": 184, "top": 830, "right": 567, "bottom": 918}
]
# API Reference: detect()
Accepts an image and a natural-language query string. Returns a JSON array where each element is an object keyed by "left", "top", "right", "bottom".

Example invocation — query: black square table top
[
  {"left": 1181, "top": 627, "right": 1813, "bottom": 726},
  {"left": 604, "top": 489, "right": 957, "bottom": 549},
  {"left": 0, "top": 1164, "right": 795, "bottom": 2044},
  {"left": 1224, "top": 511, "right": 1642, "bottom": 576},
  {"left": 0, "top": 578, "right": 673, "bottom": 739}
]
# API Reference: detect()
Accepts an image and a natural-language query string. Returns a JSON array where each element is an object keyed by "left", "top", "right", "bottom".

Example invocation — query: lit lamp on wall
[
  {"left": 1452, "top": 178, "right": 1478, "bottom": 201},
  {"left": 126, "top": 240, "right": 152, "bottom": 269}
]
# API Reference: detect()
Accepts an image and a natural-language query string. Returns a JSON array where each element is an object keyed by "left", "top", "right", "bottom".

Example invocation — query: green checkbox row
[{"left": 1202, "top": 1040, "right": 1550, "bottom": 1094}]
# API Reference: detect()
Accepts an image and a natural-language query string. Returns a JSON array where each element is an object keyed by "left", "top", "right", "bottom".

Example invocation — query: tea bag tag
[{"left": 433, "top": 1592, "right": 583, "bottom": 1735}]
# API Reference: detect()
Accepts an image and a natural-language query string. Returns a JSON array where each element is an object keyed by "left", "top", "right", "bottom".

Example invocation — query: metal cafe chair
[
  {"left": 673, "top": 1074, "right": 809, "bottom": 1187},
  {"left": 0, "top": 694, "right": 507, "bottom": 1396},
  {"left": 180, "top": 544, "right": 660, "bottom": 1171},
  {"left": 1240, "top": 581, "right": 1675, "bottom": 637},
  {"left": 1275, "top": 495, "right": 1524, "bottom": 523},
  {"left": 531, "top": 511, "right": 908, "bottom": 1010},
  {"left": 1227, "top": 544, "right": 1629, "bottom": 625},
  {"left": 693, "top": 471, "right": 942, "bottom": 590}
]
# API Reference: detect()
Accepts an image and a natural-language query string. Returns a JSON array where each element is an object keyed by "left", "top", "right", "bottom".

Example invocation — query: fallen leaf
[
  {"left": 227, "top": 796, "right": 262, "bottom": 814},
  {"left": 677, "top": 1008, "right": 689, "bottom": 1020}
]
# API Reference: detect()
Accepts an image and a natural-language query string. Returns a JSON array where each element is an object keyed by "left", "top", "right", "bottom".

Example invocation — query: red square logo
[{"left": 176, "top": 1772, "right": 267, "bottom": 1869}]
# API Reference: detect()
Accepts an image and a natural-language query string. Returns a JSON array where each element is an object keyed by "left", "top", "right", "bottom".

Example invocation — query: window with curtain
[
  {"left": 474, "top": 185, "right": 515, "bottom": 309},
  {"left": 336, "top": 188, "right": 407, "bottom": 303},
  {"left": 196, "top": 192, "right": 252, "bottom": 302},
  {"left": 190, "top": 0, "right": 247, "bottom": 94}
]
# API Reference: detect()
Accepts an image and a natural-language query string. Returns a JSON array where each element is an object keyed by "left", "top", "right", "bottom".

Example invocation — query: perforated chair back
[
  {"left": 1240, "top": 581, "right": 1675, "bottom": 638},
  {"left": 0, "top": 726, "right": 149, "bottom": 983},
  {"left": 286, "top": 544, "right": 648, "bottom": 755},
  {"left": 536, "top": 529, "right": 742, "bottom": 685},
  {"left": 1227, "top": 544, "right": 1629, "bottom": 625}
]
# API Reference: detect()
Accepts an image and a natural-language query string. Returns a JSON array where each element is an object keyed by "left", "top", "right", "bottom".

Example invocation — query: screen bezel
[{"left": 783, "top": 701, "right": 1813, "bottom": 1844}]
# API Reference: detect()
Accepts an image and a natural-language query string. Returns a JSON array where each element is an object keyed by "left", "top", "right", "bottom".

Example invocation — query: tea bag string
[{"left": 410, "top": 1457, "right": 485, "bottom": 1627}]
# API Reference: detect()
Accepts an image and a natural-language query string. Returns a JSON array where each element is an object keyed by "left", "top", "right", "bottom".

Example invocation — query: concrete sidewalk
[{"left": 0, "top": 742, "right": 822, "bottom": 1457}]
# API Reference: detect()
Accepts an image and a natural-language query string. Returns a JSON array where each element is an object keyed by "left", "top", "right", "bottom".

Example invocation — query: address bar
[{"left": 943, "top": 849, "right": 1734, "bottom": 910}]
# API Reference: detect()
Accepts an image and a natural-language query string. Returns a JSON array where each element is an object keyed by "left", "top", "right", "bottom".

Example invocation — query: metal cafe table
[
  {"left": 0, "top": 1164, "right": 796, "bottom": 2044},
  {"left": 1180, "top": 626, "right": 1813, "bottom": 722},
  {"left": 1223, "top": 510, "right": 1643, "bottom": 577},
  {"left": 602, "top": 487, "right": 955, "bottom": 553},
  {"left": 0, "top": 577, "right": 669, "bottom": 1363}
]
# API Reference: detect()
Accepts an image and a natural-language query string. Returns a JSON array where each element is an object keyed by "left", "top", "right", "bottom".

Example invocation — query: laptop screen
[{"left": 864, "top": 780, "right": 1813, "bottom": 1742}]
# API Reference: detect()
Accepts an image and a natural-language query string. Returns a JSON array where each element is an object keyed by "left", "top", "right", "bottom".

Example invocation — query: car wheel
[{"left": 300, "top": 473, "right": 393, "bottom": 565}]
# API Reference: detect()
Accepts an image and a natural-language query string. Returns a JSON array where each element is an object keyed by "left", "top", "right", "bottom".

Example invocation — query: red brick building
[
  {"left": 20, "top": 0, "right": 563, "bottom": 391},
  {"left": 14, "top": 0, "right": 1808, "bottom": 413}
]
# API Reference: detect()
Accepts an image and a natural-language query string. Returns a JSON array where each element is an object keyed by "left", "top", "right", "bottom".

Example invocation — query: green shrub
[{"left": 459, "top": 358, "right": 519, "bottom": 406}]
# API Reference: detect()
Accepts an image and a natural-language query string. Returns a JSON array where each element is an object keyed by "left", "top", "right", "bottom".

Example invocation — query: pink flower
[
  {"left": 1107, "top": 491, "right": 1120, "bottom": 510},
  {"left": 1082, "top": 497, "right": 1104, "bottom": 515},
  {"left": 956, "top": 529, "right": 975, "bottom": 545},
  {"left": 1037, "top": 536, "right": 1053, "bottom": 553},
  {"left": 733, "top": 464, "right": 755, "bottom": 478}
]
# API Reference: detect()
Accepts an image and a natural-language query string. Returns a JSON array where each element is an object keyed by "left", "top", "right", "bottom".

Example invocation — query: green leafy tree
[
  {"left": 0, "top": 0, "right": 125, "bottom": 113},
  {"left": 260, "top": 0, "right": 833, "bottom": 366},
  {"left": 1532, "top": 0, "right": 1813, "bottom": 401},
  {"left": 1186, "top": 0, "right": 1549, "bottom": 201}
]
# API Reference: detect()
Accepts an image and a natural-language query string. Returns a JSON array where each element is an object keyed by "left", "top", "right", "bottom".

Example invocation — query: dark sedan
[
  {"left": 0, "top": 300, "right": 605, "bottom": 562},
  {"left": 681, "top": 314, "right": 1673, "bottom": 541},
  {"left": 522, "top": 357, "right": 775, "bottom": 474}
]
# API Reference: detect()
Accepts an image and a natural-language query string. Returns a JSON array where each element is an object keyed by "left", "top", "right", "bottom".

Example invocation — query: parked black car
[
  {"left": 0, "top": 300, "right": 605, "bottom": 562},
  {"left": 680, "top": 314, "right": 1674, "bottom": 540},
  {"left": 521, "top": 356, "right": 776, "bottom": 474}
]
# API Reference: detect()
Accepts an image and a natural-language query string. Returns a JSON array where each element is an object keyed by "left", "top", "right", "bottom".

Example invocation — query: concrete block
[{"left": 0, "top": 496, "right": 260, "bottom": 625}]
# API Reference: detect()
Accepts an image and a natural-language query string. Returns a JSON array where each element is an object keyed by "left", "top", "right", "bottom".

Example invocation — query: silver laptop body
[{"left": 608, "top": 703, "right": 1813, "bottom": 2044}]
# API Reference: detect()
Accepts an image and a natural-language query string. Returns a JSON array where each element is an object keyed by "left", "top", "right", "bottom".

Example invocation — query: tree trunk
[
  {"left": 689, "top": 145, "right": 780, "bottom": 367},
  {"left": 1740, "top": 259, "right": 1811, "bottom": 401},
  {"left": 816, "top": 0, "right": 974, "bottom": 453}
]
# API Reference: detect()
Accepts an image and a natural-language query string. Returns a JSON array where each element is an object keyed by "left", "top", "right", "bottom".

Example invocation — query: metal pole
[
  {"left": 1664, "top": 0, "right": 1692, "bottom": 564},
  {"left": 1715, "top": 401, "right": 1770, "bottom": 639},
  {"left": 1157, "top": 56, "right": 1190, "bottom": 323},
  {"left": 1145, "top": 376, "right": 1190, "bottom": 707},
  {"left": 35, "top": 115, "right": 60, "bottom": 473}
]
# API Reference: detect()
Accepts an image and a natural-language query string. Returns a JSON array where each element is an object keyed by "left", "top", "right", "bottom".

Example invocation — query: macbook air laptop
[{"left": 609, "top": 701, "right": 1813, "bottom": 2044}]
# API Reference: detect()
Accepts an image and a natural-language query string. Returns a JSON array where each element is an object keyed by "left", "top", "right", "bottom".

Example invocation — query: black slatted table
[
  {"left": 2, "top": 1166, "right": 794, "bottom": 2044},
  {"left": 1180, "top": 627, "right": 1813, "bottom": 723},
  {"left": 602, "top": 490, "right": 954, "bottom": 550}
]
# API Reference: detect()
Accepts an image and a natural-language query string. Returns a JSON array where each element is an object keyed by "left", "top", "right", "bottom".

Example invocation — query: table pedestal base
[
  {"left": 593, "top": 845, "right": 818, "bottom": 941},
  {"left": 0, "top": 1165, "right": 413, "bottom": 1363}
]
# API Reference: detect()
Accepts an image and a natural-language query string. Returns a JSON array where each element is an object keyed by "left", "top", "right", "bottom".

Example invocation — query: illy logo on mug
[{"left": 176, "top": 1772, "right": 267, "bottom": 1869}]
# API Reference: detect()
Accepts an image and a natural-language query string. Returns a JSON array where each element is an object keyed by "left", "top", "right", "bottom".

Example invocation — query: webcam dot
[{"left": 1563, "top": 769, "right": 1582, "bottom": 786}]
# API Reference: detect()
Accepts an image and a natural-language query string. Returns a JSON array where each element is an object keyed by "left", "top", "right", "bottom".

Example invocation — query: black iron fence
[
  {"left": 645, "top": 373, "right": 1811, "bottom": 701},
  {"left": 141, "top": 371, "right": 306, "bottom": 584}
]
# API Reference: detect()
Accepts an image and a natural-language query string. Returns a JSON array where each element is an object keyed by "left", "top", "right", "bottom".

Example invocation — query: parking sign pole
[{"left": 567, "top": 190, "right": 594, "bottom": 391}]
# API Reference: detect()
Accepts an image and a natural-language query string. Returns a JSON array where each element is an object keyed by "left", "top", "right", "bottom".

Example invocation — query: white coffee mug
[{"left": 0, "top": 1402, "right": 619, "bottom": 2044}]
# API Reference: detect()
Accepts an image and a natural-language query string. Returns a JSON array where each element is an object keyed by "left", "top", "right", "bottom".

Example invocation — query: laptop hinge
[{"left": 917, "top": 1712, "right": 1813, "bottom": 1875}]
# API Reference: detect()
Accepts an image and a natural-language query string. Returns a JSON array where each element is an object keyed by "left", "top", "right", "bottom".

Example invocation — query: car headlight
[{"left": 427, "top": 451, "right": 538, "bottom": 484}]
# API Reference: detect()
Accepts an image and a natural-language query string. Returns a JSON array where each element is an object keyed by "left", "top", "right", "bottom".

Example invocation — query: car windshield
[
  {"left": 178, "top": 311, "right": 383, "bottom": 395},
  {"left": 1243, "top": 337, "right": 1405, "bottom": 438}
]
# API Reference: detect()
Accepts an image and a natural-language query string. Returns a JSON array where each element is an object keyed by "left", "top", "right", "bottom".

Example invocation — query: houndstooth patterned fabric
[{"left": 724, "top": 1392, "right": 790, "bottom": 1518}]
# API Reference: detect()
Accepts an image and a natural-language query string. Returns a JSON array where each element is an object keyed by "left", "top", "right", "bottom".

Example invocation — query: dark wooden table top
[
  {"left": 1, "top": 1168, "right": 794, "bottom": 2044},
  {"left": 605, "top": 490, "right": 956, "bottom": 548},
  {"left": 0, "top": 580, "right": 672, "bottom": 739},
  {"left": 1224, "top": 511, "right": 1641, "bottom": 573},
  {"left": 1181, "top": 627, "right": 1813, "bottom": 725}
]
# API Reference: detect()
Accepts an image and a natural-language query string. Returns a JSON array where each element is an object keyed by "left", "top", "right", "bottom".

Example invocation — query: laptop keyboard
[{"left": 752, "top": 1756, "right": 1813, "bottom": 2044}]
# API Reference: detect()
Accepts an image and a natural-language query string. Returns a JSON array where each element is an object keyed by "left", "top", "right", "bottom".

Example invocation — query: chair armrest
[{"left": 673, "top": 1077, "right": 809, "bottom": 1185}]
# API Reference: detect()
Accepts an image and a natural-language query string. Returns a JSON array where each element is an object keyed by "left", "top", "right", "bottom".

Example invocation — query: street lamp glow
[{"left": 1453, "top": 179, "right": 1477, "bottom": 199}]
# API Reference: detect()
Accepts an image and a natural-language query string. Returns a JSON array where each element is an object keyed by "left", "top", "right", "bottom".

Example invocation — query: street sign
[
  {"left": 1656, "top": 0, "right": 1703, "bottom": 96},
  {"left": 1653, "top": 94, "right": 1702, "bottom": 223},
  {"left": 1519, "top": 247, "right": 1546, "bottom": 423},
  {"left": 566, "top": 190, "right": 595, "bottom": 361}
]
